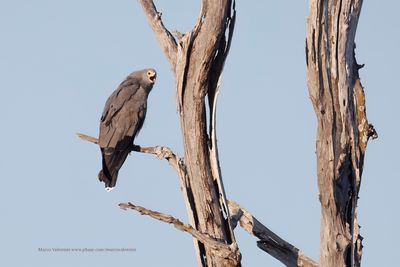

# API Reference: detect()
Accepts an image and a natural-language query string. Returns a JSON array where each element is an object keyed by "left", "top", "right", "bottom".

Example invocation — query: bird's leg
[{"left": 130, "top": 144, "right": 141, "bottom": 153}]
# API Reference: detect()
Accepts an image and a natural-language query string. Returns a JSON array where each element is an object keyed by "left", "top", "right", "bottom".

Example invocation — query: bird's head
[{"left": 128, "top": 68, "right": 157, "bottom": 90}]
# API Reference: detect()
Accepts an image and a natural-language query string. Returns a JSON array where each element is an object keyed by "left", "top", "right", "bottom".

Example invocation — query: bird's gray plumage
[{"left": 98, "top": 68, "right": 157, "bottom": 191}]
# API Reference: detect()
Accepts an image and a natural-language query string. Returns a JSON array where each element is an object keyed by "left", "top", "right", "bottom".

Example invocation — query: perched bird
[{"left": 98, "top": 69, "right": 157, "bottom": 191}]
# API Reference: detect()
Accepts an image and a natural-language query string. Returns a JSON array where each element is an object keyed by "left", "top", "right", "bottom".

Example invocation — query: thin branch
[
  {"left": 77, "top": 133, "right": 183, "bottom": 176},
  {"left": 119, "top": 202, "right": 239, "bottom": 259},
  {"left": 209, "top": 86, "right": 236, "bottom": 243},
  {"left": 77, "top": 133, "right": 99, "bottom": 144},
  {"left": 138, "top": 0, "right": 177, "bottom": 70},
  {"left": 228, "top": 201, "right": 318, "bottom": 267}
]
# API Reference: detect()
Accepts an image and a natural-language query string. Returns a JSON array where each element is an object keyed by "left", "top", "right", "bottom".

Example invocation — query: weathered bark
[
  {"left": 306, "top": 1, "right": 376, "bottom": 266},
  {"left": 138, "top": 1, "right": 239, "bottom": 266}
]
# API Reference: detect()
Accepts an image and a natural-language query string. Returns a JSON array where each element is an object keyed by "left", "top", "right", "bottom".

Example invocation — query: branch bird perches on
[{"left": 77, "top": 133, "right": 185, "bottom": 177}]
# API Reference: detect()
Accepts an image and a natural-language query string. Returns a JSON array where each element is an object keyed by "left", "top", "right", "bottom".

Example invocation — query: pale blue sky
[{"left": 0, "top": 1, "right": 398, "bottom": 266}]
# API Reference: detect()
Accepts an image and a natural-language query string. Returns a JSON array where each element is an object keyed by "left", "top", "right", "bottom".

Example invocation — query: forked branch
[
  {"left": 228, "top": 201, "right": 319, "bottom": 267},
  {"left": 138, "top": 0, "right": 178, "bottom": 70}
]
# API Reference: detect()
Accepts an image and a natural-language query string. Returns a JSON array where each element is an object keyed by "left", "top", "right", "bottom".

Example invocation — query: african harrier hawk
[{"left": 98, "top": 69, "right": 157, "bottom": 191}]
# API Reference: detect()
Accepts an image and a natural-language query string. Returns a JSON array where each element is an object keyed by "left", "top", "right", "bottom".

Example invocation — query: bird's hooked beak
[{"left": 147, "top": 70, "right": 156, "bottom": 83}]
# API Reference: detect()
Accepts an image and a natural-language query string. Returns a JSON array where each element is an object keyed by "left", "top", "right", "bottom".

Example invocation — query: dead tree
[
  {"left": 306, "top": 1, "right": 376, "bottom": 266},
  {"left": 79, "top": 1, "right": 376, "bottom": 266}
]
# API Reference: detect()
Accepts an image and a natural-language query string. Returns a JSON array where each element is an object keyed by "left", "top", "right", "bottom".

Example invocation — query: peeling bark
[{"left": 306, "top": 1, "right": 375, "bottom": 266}]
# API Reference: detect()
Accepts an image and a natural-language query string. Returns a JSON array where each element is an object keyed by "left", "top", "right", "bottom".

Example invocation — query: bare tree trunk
[
  {"left": 176, "top": 5, "right": 238, "bottom": 267},
  {"left": 138, "top": 1, "right": 240, "bottom": 266},
  {"left": 306, "top": 1, "right": 376, "bottom": 266}
]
